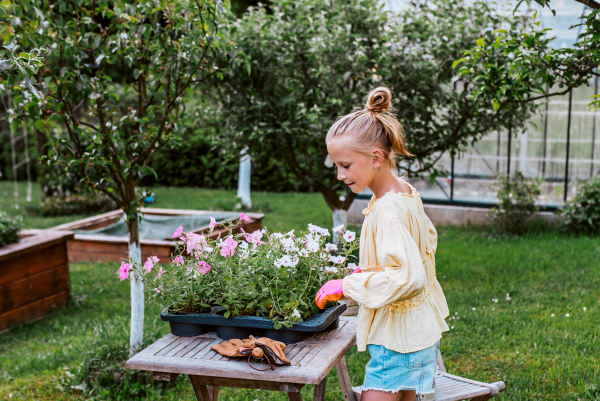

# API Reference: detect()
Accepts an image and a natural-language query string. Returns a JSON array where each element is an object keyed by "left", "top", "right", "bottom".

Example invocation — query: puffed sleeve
[
  {"left": 342, "top": 218, "right": 427, "bottom": 310},
  {"left": 423, "top": 212, "right": 437, "bottom": 255}
]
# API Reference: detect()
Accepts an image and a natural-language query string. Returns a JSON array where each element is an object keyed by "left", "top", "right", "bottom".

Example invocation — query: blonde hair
[{"left": 326, "top": 87, "right": 412, "bottom": 174}]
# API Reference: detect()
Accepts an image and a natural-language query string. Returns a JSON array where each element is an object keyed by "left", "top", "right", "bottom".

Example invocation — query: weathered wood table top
[{"left": 126, "top": 316, "right": 358, "bottom": 400}]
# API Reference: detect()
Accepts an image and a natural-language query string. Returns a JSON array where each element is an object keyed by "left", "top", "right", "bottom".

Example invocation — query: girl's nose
[{"left": 337, "top": 172, "right": 346, "bottom": 181}]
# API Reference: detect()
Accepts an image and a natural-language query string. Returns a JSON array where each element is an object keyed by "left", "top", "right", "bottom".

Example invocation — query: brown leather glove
[
  {"left": 250, "top": 335, "right": 291, "bottom": 366},
  {"left": 211, "top": 338, "right": 256, "bottom": 357}
]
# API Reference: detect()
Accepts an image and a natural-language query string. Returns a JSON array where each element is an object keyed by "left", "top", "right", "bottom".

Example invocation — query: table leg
[
  {"left": 190, "top": 375, "right": 215, "bottom": 401},
  {"left": 287, "top": 391, "right": 303, "bottom": 401},
  {"left": 208, "top": 385, "right": 219, "bottom": 400},
  {"left": 313, "top": 378, "right": 327, "bottom": 401},
  {"left": 336, "top": 355, "right": 357, "bottom": 401}
]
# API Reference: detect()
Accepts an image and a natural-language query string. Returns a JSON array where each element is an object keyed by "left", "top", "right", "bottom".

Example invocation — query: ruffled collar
[{"left": 362, "top": 178, "right": 419, "bottom": 216}]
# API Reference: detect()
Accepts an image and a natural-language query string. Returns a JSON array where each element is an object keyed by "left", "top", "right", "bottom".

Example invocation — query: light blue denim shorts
[{"left": 362, "top": 341, "right": 439, "bottom": 398}]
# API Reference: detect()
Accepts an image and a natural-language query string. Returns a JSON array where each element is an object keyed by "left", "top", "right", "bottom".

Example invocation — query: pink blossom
[
  {"left": 156, "top": 285, "right": 164, "bottom": 294},
  {"left": 244, "top": 230, "right": 267, "bottom": 246},
  {"left": 157, "top": 267, "right": 166, "bottom": 278},
  {"left": 173, "top": 256, "right": 184, "bottom": 266},
  {"left": 143, "top": 256, "right": 160, "bottom": 273},
  {"left": 239, "top": 213, "right": 250, "bottom": 222},
  {"left": 173, "top": 226, "right": 183, "bottom": 238},
  {"left": 209, "top": 217, "right": 218, "bottom": 232},
  {"left": 196, "top": 261, "right": 212, "bottom": 275},
  {"left": 118, "top": 262, "right": 131, "bottom": 281},
  {"left": 220, "top": 237, "right": 238, "bottom": 258},
  {"left": 186, "top": 233, "right": 206, "bottom": 254}
]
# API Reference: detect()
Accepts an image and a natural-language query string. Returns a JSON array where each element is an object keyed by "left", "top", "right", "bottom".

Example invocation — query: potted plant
[{"left": 118, "top": 213, "right": 359, "bottom": 342}]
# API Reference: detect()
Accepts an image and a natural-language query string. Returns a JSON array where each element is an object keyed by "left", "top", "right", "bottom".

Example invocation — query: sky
[{"left": 384, "top": 0, "right": 589, "bottom": 48}]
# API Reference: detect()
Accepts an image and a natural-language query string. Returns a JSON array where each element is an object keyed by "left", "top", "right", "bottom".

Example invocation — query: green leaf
[
  {"left": 492, "top": 98, "right": 500, "bottom": 111},
  {"left": 476, "top": 38, "right": 485, "bottom": 47},
  {"left": 452, "top": 58, "right": 468, "bottom": 69}
]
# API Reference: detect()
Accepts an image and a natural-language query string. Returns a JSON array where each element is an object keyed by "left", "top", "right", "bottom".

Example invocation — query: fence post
[{"left": 564, "top": 89, "right": 573, "bottom": 202}]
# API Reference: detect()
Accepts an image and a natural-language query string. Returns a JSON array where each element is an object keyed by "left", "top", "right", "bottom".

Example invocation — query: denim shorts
[{"left": 362, "top": 341, "right": 439, "bottom": 398}]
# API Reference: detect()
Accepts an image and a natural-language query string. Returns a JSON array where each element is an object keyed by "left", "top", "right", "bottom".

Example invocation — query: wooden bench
[
  {"left": 341, "top": 301, "right": 506, "bottom": 401},
  {"left": 126, "top": 314, "right": 505, "bottom": 400}
]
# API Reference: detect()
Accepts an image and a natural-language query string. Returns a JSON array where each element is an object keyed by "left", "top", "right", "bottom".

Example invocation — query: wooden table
[{"left": 126, "top": 316, "right": 358, "bottom": 401}]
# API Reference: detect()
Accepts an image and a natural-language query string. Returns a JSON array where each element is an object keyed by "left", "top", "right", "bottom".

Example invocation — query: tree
[
  {"left": 455, "top": 1, "right": 600, "bottom": 113},
  {"left": 10, "top": 0, "right": 237, "bottom": 354},
  {"left": 219, "top": 0, "right": 532, "bottom": 228}
]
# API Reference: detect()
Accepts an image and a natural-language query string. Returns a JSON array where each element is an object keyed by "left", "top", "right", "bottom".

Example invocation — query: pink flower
[
  {"left": 209, "top": 217, "right": 218, "bottom": 232},
  {"left": 156, "top": 285, "right": 164, "bottom": 294},
  {"left": 173, "top": 226, "right": 183, "bottom": 238},
  {"left": 239, "top": 213, "right": 250, "bottom": 222},
  {"left": 186, "top": 233, "right": 206, "bottom": 255},
  {"left": 196, "top": 261, "right": 212, "bottom": 275},
  {"left": 118, "top": 262, "right": 131, "bottom": 281},
  {"left": 220, "top": 237, "right": 238, "bottom": 258},
  {"left": 244, "top": 230, "right": 267, "bottom": 246},
  {"left": 157, "top": 267, "right": 166, "bottom": 278},
  {"left": 173, "top": 256, "right": 184, "bottom": 266},
  {"left": 143, "top": 256, "right": 159, "bottom": 273}
]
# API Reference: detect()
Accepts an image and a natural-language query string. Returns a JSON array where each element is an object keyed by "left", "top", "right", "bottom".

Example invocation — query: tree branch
[{"left": 574, "top": 0, "right": 600, "bottom": 9}]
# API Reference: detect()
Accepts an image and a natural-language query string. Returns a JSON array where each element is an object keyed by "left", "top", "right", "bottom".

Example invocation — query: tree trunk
[
  {"left": 237, "top": 148, "right": 252, "bottom": 208},
  {"left": 128, "top": 215, "right": 144, "bottom": 356},
  {"left": 332, "top": 208, "right": 348, "bottom": 246}
]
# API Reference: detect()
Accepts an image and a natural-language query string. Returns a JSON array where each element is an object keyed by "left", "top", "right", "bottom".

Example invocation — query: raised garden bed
[
  {"left": 23, "top": 208, "right": 263, "bottom": 263},
  {"left": 161, "top": 302, "right": 347, "bottom": 343},
  {"left": 0, "top": 231, "right": 74, "bottom": 333}
]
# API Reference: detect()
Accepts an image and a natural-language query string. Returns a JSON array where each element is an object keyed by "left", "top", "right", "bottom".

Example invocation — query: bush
[
  {"left": 560, "top": 177, "right": 600, "bottom": 236},
  {"left": 39, "top": 193, "right": 118, "bottom": 217},
  {"left": 0, "top": 213, "right": 23, "bottom": 247},
  {"left": 488, "top": 171, "right": 542, "bottom": 236}
]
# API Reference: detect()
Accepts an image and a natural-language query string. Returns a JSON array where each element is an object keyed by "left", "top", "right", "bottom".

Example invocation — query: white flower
[
  {"left": 347, "top": 262, "right": 357, "bottom": 271},
  {"left": 290, "top": 256, "right": 299, "bottom": 267},
  {"left": 299, "top": 248, "right": 309, "bottom": 257},
  {"left": 274, "top": 259, "right": 283, "bottom": 268},
  {"left": 239, "top": 241, "right": 249, "bottom": 250},
  {"left": 565, "top": 314, "right": 569, "bottom": 317},
  {"left": 333, "top": 224, "right": 344, "bottom": 234},
  {"left": 321, "top": 266, "right": 337, "bottom": 273},
  {"left": 583, "top": 307, "right": 587, "bottom": 312},
  {"left": 492, "top": 298, "right": 498, "bottom": 303},
  {"left": 291, "top": 309, "right": 301, "bottom": 319},
  {"left": 325, "top": 243, "right": 337, "bottom": 252},
  {"left": 505, "top": 293, "right": 511, "bottom": 301},
  {"left": 551, "top": 314, "right": 554, "bottom": 317},
  {"left": 319, "top": 228, "right": 330, "bottom": 237},
  {"left": 280, "top": 255, "right": 293, "bottom": 267},
  {"left": 306, "top": 241, "right": 319, "bottom": 253},
  {"left": 328, "top": 255, "right": 345, "bottom": 264},
  {"left": 343, "top": 231, "right": 356, "bottom": 242},
  {"left": 106, "top": 122, "right": 112, "bottom": 127},
  {"left": 271, "top": 233, "right": 284, "bottom": 240},
  {"left": 472, "top": 307, "right": 476, "bottom": 311},
  {"left": 112, "top": 126, "right": 117, "bottom": 131},
  {"left": 204, "top": 246, "right": 213, "bottom": 253},
  {"left": 286, "top": 229, "right": 295, "bottom": 237},
  {"left": 307, "top": 223, "right": 323, "bottom": 235}
]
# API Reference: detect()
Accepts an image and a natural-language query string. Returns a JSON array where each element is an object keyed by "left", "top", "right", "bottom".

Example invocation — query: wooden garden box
[{"left": 0, "top": 231, "right": 74, "bottom": 333}]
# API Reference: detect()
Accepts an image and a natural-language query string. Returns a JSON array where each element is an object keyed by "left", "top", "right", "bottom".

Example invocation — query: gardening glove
[
  {"left": 315, "top": 279, "right": 344, "bottom": 309},
  {"left": 211, "top": 338, "right": 256, "bottom": 357},
  {"left": 250, "top": 335, "right": 291, "bottom": 366}
]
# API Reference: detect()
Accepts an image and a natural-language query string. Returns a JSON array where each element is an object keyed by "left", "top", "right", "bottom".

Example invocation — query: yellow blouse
[{"left": 342, "top": 178, "right": 450, "bottom": 354}]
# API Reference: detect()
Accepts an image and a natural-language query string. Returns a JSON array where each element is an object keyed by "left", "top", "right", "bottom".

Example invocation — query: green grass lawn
[{"left": 0, "top": 182, "right": 598, "bottom": 400}]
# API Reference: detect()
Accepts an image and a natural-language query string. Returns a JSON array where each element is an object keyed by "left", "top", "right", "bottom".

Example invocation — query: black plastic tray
[{"left": 160, "top": 302, "right": 347, "bottom": 343}]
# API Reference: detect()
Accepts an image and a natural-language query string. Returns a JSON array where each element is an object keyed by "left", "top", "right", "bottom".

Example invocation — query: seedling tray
[{"left": 160, "top": 302, "right": 347, "bottom": 343}]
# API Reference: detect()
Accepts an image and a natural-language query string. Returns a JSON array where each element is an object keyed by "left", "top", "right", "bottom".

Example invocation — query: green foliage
[
  {"left": 9, "top": 0, "right": 237, "bottom": 231},
  {"left": 488, "top": 171, "right": 542, "bottom": 236},
  {"left": 455, "top": 2, "right": 600, "bottom": 114},
  {"left": 220, "top": 0, "right": 532, "bottom": 212},
  {"left": 127, "top": 220, "right": 358, "bottom": 329},
  {"left": 560, "top": 177, "right": 600, "bottom": 236},
  {"left": 0, "top": 211, "right": 22, "bottom": 247},
  {"left": 39, "top": 192, "right": 118, "bottom": 217}
]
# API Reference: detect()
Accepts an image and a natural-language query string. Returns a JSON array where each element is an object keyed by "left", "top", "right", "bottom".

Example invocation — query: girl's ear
[{"left": 372, "top": 149, "right": 384, "bottom": 170}]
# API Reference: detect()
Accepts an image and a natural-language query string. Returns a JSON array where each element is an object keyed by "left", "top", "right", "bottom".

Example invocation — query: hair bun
[{"left": 366, "top": 87, "right": 392, "bottom": 113}]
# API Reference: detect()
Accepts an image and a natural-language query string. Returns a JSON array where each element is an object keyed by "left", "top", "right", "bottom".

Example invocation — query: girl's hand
[{"left": 315, "top": 279, "right": 344, "bottom": 309}]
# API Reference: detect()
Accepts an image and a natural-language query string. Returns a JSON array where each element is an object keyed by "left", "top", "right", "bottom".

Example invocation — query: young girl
[{"left": 315, "top": 87, "right": 450, "bottom": 401}]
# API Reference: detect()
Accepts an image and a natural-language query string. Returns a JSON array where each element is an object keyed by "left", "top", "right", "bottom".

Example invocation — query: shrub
[
  {"left": 560, "top": 177, "right": 600, "bottom": 236},
  {"left": 39, "top": 193, "right": 118, "bottom": 217},
  {"left": 0, "top": 213, "right": 23, "bottom": 247},
  {"left": 488, "top": 171, "right": 542, "bottom": 236}
]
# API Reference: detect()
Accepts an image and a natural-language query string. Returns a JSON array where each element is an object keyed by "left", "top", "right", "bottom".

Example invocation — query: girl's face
[{"left": 327, "top": 136, "right": 378, "bottom": 194}]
